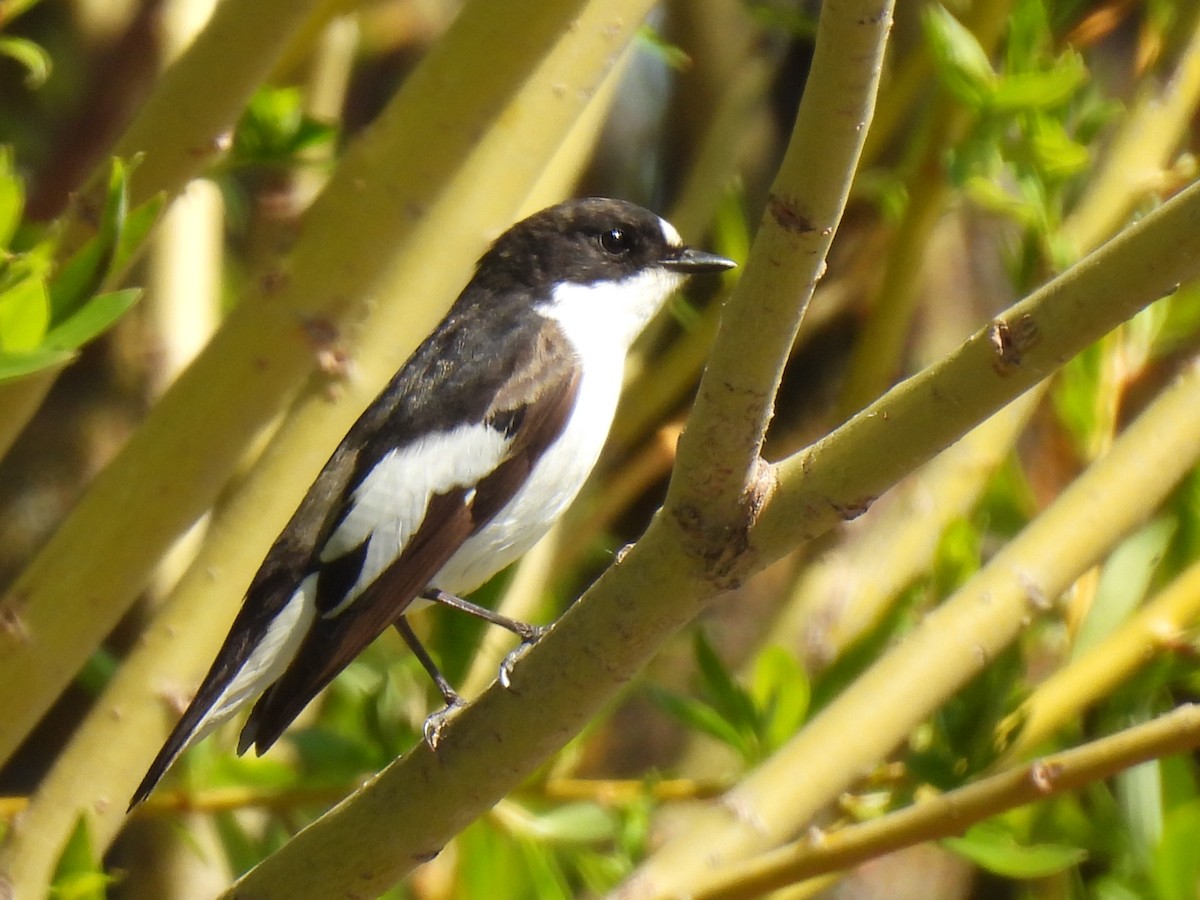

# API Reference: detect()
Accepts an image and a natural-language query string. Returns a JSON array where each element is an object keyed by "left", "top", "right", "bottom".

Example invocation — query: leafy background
[{"left": 1, "top": 0, "right": 1200, "bottom": 898}]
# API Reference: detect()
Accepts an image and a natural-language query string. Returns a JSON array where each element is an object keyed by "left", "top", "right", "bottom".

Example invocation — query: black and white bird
[{"left": 129, "top": 197, "right": 734, "bottom": 808}]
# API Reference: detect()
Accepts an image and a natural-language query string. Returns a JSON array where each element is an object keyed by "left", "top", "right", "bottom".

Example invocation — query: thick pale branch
[
  {"left": 771, "top": 390, "right": 1042, "bottom": 671},
  {"left": 224, "top": 13, "right": 1200, "bottom": 899},
  {"left": 0, "top": 0, "right": 654, "bottom": 890},
  {"left": 755, "top": 176, "right": 1200, "bottom": 559},
  {"left": 618, "top": 359, "right": 1200, "bottom": 899},
  {"left": 665, "top": 0, "right": 894, "bottom": 542}
]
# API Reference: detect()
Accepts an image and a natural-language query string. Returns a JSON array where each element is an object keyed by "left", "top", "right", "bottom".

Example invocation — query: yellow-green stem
[
  {"left": 694, "top": 705, "right": 1200, "bottom": 900},
  {"left": 621, "top": 360, "right": 1200, "bottom": 898}
]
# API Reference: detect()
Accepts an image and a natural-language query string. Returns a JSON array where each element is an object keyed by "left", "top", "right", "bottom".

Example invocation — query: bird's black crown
[{"left": 476, "top": 197, "right": 684, "bottom": 289}]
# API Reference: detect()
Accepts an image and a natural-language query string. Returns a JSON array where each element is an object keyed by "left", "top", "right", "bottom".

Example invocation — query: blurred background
[{"left": 2, "top": 0, "right": 1200, "bottom": 897}]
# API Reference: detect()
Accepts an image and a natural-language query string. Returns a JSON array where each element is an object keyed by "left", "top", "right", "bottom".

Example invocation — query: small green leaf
[
  {"left": 110, "top": 193, "right": 164, "bottom": 277},
  {"left": 1117, "top": 757, "right": 1162, "bottom": 870},
  {"left": 0, "top": 35, "right": 52, "bottom": 88},
  {"left": 506, "top": 802, "right": 616, "bottom": 844},
  {"left": 48, "top": 159, "right": 130, "bottom": 321},
  {"left": 1004, "top": 0, "right": 1052, "bottom": 71},
  {"left": 1153, "top": 800, "right": 1200, "bottom": 900},
  {"left": 50, "top": 816, "right": 114, "bottom": 900},
  {"left": 0, "top": 147, "right": 24, "bottom": 249},
  {"left": 0, "top": 347, "right": 74, "bottom": 382},
  {"left": 648, "top": 686, "right": 749, "bottom": 757},
  {"left": 1144, "top": 280, "right": 1200, "bottom": 360},
  {"left": 1074, "top": 516, "right": 1176, "bottom": 657},
  {"left": 636, "top": 25, "right": 692, "bottom": 71},
  {"left": 232, "top": 86, "right": 336, "bottom": 167},
  {"left": 988, "top": 55, "right": 1088, "bottom": 112},
  {"left": 1028, "top": 115, "right": 1091, "bottom": 180},
  {"left": 693, "top": 630, "right": 758, "bottom": 735},
  {"left": 0, "top": 273, "right": 49, "bottom": 352},
  {"left": 43, "top": 288, "right": 140, "bottom": 350},
  {"left": 750, "top": 645, "right": 809, "bottom": 751},
  {"left": 923, "top": 4, "right": 997, "bottom": 107},
  {"left": 944, "top": 820, "right": 1087, "bottom": 878}
]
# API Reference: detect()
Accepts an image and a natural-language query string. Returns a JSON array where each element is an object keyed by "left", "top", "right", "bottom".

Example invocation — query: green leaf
[
  {"left": 110, "top": 193, "right": 164, "bottom": 277},
  {"left": 1004, "top": 0, "right": 1052, "bottom": 71},
  {"left": 504, "top": 801, "right": 615, "bottom": 844},
  {"left": 750, "top": 645, "right": 809, "bottom": 752},
  {"left": 1074, "top": 516, "right": 1176, "bottom": 657},
  {"left": 0, "top": 347, "right": 74, "bottom": 382},
  {"left": 1117, "top": 757, "right": 1162, "bottom": 871},
  {"left": 0, "top": 35, "right": 52, "bottom": 88},
  {"left": 963, "top": 175, "right": 1042, "bottom": 228},
  {"left": 0, "top": 147, "right": 24, "bottom": 249},
  {"left": 43, "top": 288, "right": 140, "bottom": 351},
  {"left": 49, "top": 816, "right": 114, "bottom": 900},
  {"left": 922, "top": 4, "right": 997, "bottom": 108},
  {"left": 988, "top": 55, "right": 1088, "bottom": 112},
  {"left": 647, "top": 686, "right": 749, "bottom": 757},
  {"left": 1027, "top": 115, "right": 1091, "bottom": 180},
  {"left": 1154, "top": 800, "right": 1200, "bottom": 900},
  {"left": 232, "top": 86, "right": 336, "bottom": 168},
  {"left": 693, "top": 630, "right": 758, "bottom": 736},
  {"left": 1133, "top": 281, "right": 1200, "bottom": 362},
  {"left": 48, "top": 158, "right": 129, "bottom": 321},
  {"left": 944, "top": 820, "right": 1087, "bottom": 877},
  {"left": 0, "top": 273, "right": 49, "bottom": 352},
  {"left": 636, "top": 25, "right": 692, "bottom": 71},
  {"left": 1053, "top": 339, "right": 1105, "bottom": 454}
]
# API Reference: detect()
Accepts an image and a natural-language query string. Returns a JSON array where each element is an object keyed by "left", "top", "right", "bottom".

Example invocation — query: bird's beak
[{"left": 662, "top": 247, "right": 737, "bottom": 273}]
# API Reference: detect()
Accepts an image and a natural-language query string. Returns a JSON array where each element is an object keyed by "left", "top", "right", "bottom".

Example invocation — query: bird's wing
[
  {"left": 131, "top": 306, "right": 578, "bottom": 808},
  {"left": 129, "top": 443, "right": 366, "bottom": 809},
  {"left": 239, "top": 322, "right": 580, "bottom": 753}
]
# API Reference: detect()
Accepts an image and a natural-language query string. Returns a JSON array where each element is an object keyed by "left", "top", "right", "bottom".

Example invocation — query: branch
[
  {"left": 616, "top": 359, "right": 1200, "bottom": 897},
  {"left": 224, "top": 7, "right": 1200, "bottom": 896},
  {"left": 0, "top": 0, "right": 330, "bottom": 463},
  {"left": 770, "top": 390, "right": 1042, "bottom": 671},
  {"left": 754, "top": 176, "right": 1200, "bottom": 560},
  {"left": 1060, "top": 1, "right": 1200, "bottom": 256},
  {"left": 693, "top": 705, "right": 1200, "bottom": 900},
  {"left": 664, "top": 0, "right": 895, "bottom": 540},
  {"left": 1003, "top": 558, "right": 1200, "bottom": 761},
  {"left": 224, "top": 2, "right": 897, "bottom": 896},
  {"left": 0, "top": 0, "right": 659, "bottom": 892},
  {"left": 226, "top": 118, "right": 1200, "bottom": 900},
  {"left": 54, "top": 0, "right": 332, "bottom": 256}
]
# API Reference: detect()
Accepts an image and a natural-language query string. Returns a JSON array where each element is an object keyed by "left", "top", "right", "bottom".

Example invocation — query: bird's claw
[
  {"left": 498, "top": 624, "right": 550, "bottom": 690},
  {"left": 423, "top": 696, "right": 467, "bottom": 750}
]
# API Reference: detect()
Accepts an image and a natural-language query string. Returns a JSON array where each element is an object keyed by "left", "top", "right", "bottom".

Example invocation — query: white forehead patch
[{"left": 658, "top": 216, "right": 683, "bottom": 248}]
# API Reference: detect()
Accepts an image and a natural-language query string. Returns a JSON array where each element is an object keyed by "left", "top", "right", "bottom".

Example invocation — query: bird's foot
[
  {"left": 423, "top": 696, "right": 467, "bottom": 751},
  {"left": 498, "top": 623, "right": 550, "bottom": 690}
]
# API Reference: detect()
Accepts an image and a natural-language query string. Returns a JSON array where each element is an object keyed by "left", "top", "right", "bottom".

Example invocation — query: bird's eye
[{"left": 599, "top": 227, "right": 633, "bottom": 255}]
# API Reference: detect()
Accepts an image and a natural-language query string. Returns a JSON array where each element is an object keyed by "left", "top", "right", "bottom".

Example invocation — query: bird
[{"left": 129, "top": 197, "right": 735, "bottom": 808}]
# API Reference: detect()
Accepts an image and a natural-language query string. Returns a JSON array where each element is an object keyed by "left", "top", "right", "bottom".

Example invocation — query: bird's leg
[
  {"left": 392, "top": 616, "right": 464, "bottom": 749},
  {"left": 421, "top": 588, "right": 550, "bottom": 688}
]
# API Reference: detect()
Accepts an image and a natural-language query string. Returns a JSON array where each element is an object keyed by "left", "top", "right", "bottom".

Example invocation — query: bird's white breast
[{"left": 433, "top": 266, "right": 683, "bottom": 593}]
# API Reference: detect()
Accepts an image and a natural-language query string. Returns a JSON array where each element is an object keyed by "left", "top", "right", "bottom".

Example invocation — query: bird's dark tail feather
[{"left": 128, "top": 707, "right": 205, "bottom": 811}]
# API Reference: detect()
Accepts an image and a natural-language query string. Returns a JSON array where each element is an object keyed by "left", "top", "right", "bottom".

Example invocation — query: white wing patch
[
  {"left": 168, "top": 576, "right": 318, "bottom": 765},
  {"left": 319, "top": 423, "right": 513, "bottom": 617}
]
